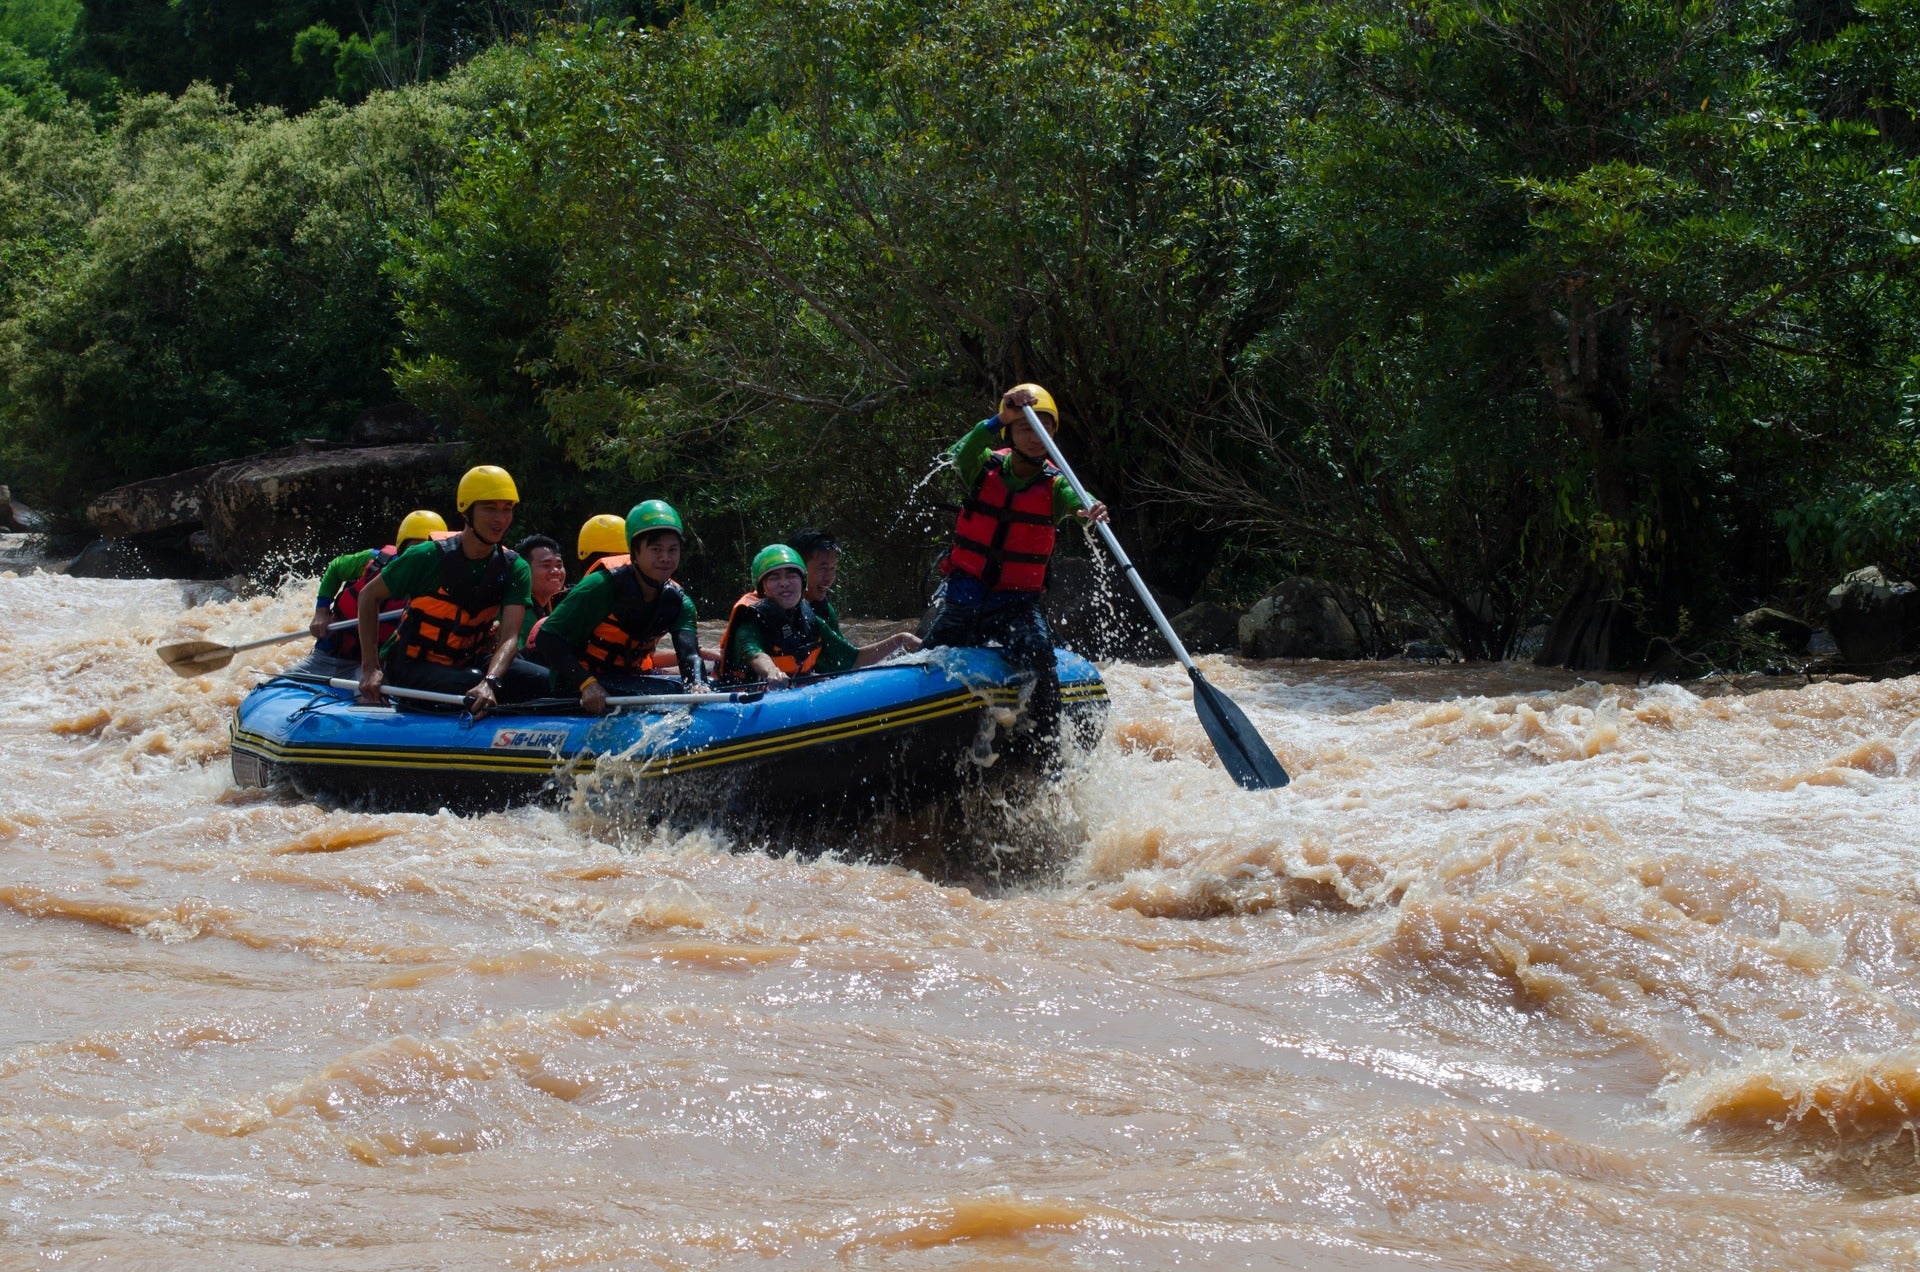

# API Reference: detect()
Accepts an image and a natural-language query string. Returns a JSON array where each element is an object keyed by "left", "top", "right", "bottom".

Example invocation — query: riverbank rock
[
  {"left": 0, "top": 532, "right": 52, "bottom": 571},
  {"left": 1170, "top": 601, "right": 1238, "bottom": 654},
  {"left": 201, "top": 442, "right": 469, "bottom": 576},
  {"left": 1, "top": 486, "right": 49, "bottom": 532},
  {"left": 84, "top": 460, "right": 232, "bottom": 539},
  {"left": 65, "top": 534, "right": 200, "bottom": 580},
  {"left": 1736, "top": 606, "right": 1814, "bottom": 652},
  {"left": 1825, "top": 566, "right": 1920, "bottom": 669},
  {"left": 1238, "top": 577, "right": 1378, "bottom": 660}
]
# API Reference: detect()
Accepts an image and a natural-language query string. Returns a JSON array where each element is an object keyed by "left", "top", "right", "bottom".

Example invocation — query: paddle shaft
[
  {"left": 1019, "top": 404, "right": 1289, "bottom": 789},
  {"left": 326, "top": 678, "right": 755, "bottom": 709},
  {"left": 329, "top": 677, "right": 464, "bottom": 705},
  {"left": 605, "top": 691, "right": 761, "bottom": 706},
  {"left": 175, "top": 610, "right": 405, "bottom": 665},
  {"left": 1020, "top": 405, "right": 1195, "bottom": 673}
]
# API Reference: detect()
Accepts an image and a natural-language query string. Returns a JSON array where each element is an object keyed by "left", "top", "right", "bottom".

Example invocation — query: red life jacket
[
  {"left": 943, "top": 450, "right": 1059, "bottom": 592},
  {"left": 324, "top": 546, "right": 399, "bottom": 661},
  {"left": 718, "top": 592, "right": 821, "bottom": 681},
  {"left": 392, "top": 537, "right": 519, "bottom": 667},
  {"left": 574, "top": 566, "right": 689, "bottom": 678}
]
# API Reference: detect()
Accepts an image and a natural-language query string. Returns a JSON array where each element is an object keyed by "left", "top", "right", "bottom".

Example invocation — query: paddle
[
  {"left": 605, "top": 690, "right": 763, "bottom": 707},
  {"left": 1021, "top": 404, "right": 1290, "bottom": 790},
  {"left": 158, "top": 610, "right": 404, "bottom": 677},
  {"left": 328, "top": 678, "right": 466, "bottom": 706},
  {"left": 324, "top": 678, "right": 762, "bottom": 710}
]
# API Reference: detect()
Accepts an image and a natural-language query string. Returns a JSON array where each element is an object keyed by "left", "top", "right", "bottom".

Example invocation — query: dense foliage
[{"left": 3, "top": 0, "right": 1918, "bottom": 659}]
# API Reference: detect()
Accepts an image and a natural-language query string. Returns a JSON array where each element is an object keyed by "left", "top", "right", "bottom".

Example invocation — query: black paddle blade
[{"left": 1188, "top": 667, "right": 1290, "bottom": 789}]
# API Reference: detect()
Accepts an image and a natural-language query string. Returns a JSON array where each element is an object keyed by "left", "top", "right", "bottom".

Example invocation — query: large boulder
[
  {"left": 84, "top": 459, "right": 232, "bottom": 538},
  {"left": 1825, "top": 566, "right": 1920, "bottom": 669},
  {"left": 200, "top": 443, "right": 469, "bottom": 576},
  {"left": 0, "top": 532, "right": 52, "bottom": 571},
  {"left": 1239, "top": 577, "right": 1379, "bottom": 660},
  {"left": 64, "top": 535, "right": 199, "bottom": 580},
  {"left": 1170, "top": 601, "right": 1239, "bottom": 655}
]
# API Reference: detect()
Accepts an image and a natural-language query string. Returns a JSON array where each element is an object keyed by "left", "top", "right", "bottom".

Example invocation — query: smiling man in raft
[{"left": 353, "top": 465, "right": 551, "bottom": 716}]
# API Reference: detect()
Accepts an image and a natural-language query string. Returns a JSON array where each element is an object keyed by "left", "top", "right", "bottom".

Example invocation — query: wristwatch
[{"left": 482, "top": 675, "right": 501, "bottom": 691}]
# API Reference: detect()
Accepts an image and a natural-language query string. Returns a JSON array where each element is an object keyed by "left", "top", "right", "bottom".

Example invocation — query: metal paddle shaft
[
  {"left": 604, "top": 690, "right": 764, "bottom": 707},
  {"left": 1020, "top": 404, "right": 1290, "bottom": 790},
  {"left": 328, "top": 677, "right": 465, "bottom": 705},
  {"left": 323, "top": 678, "right": 760, "bottom": 710},
  {"left": 158, "top": 610, "right": 405, "bottom": 676}
]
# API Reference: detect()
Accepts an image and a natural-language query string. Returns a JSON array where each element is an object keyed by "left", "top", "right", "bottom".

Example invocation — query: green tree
[
  {"left": 1169, "top": 0, "right": 1920, "bottom": 663},
  {"left": 0, "top": 70, "right": 499, "bottom": 507},
  {"left": 395, "top": 0, "right": 1307, "bottom": 606}
]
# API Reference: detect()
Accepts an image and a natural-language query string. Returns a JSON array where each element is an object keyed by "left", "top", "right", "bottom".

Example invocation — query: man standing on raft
[
  {"left": 925, "top": 384, "right": 1108, "bottom": 722},
  {"left": 354, "top": 465, "right": 550, "bottom": 715}
]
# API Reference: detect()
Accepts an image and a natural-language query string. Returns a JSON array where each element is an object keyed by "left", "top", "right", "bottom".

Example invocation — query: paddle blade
[
  {"left": 1188, "top": 667, "right": 1290, "bottom": 789},
  {"left": 156, "top": 640, "right": 234, "bottom": 676}
]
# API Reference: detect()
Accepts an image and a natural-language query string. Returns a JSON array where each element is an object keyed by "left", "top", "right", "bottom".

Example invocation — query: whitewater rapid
[{"left": 4, "top": 572, "right": 1920, "bottom": 1267}]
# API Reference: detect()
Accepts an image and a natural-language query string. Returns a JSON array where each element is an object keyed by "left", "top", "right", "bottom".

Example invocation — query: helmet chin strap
[{"left": 467, "top": 522, "right": 501, "bottom": 548}]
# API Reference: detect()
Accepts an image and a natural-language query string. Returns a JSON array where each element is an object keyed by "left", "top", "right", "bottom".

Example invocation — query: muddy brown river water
[{"left": 4, "top": 572, "right": 1920, "bottom": 1268}]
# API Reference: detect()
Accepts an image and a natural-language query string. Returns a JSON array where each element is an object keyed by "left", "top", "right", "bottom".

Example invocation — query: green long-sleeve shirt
[
  {"left": 315, "top": 547, "right": 377, "bottom": 602},
  {"left": 947, "top": 419, "right": 1088, "bottom": 521},
  {"left": 538, "top": 567, "right": 698, "bottom": 650},
  {"left": 727, "top": 607, "right": 858, "bottom": 675},
  {"left": 376, "top": 539, "right": 534, "bottom": 609}
]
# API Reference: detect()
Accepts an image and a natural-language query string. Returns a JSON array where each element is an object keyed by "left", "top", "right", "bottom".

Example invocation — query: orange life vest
[
  {"left": 944, "top": 450, "right": 1059, "bottom": 592},
  {"left": 324, "top": 546, "right": 398, "bottom": 661},
  {"left": 718, "top": 592, "right": 821, "bottom": 680},
  {"left": 525, "top": 557, "right": 665, "bottom": 663},
  {"left": 392, "top": 537, "right": 518, "bottom": 667},
  {"left": 573, "top": 566, "right": 689, "bottom": 677}
]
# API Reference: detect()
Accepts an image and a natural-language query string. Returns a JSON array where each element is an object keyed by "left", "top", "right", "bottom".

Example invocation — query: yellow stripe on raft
[{"left": 231, "top": 680, "right": 1106, "bottom": 782}]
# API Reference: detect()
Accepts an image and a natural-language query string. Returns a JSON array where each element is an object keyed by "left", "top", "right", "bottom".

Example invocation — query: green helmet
[
  {"left": 625, "top": 499, "right": 685, "bottom": 546},
  {"left": 751, "top": 543, "right": 807, "bottom": 589}
]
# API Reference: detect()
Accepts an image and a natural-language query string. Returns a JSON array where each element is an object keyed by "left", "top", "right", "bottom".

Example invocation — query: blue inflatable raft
[{"left": 230, "top": 648, "right": 1108, "bottom": 819}]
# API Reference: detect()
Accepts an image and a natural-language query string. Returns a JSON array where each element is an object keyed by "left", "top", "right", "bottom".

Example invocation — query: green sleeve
[
  {"left": 946, "top": 419, "right": 1002, "bottom": 490},
  {"left": 815, "top": 622, "right": 859, "bottom": 674},
  {"left": 368, "top": 542, "right": 529, "bottom": 608},
  {"left": 539, "top": 570, "right": 616, "bottom": 647},
  {"left": 1052, "top": 474, "right": 1087, "bottom": 522},
  {"left": 316, "top": 548, "right": 375, "bottom": 600},
  {"left": 373, "top": 540, "right": 443, "bottom": 597},
  {"left": 728, "top": 620, "right": 770, "bottom": 673},
  {"left": 673, "top": 591, "right": 698, "bottom": 633},
  {"left": 503, "top": 556, "right": 533, "bottom": 609}
]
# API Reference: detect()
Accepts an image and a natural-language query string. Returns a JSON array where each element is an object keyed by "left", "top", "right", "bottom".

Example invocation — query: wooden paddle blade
[
  {"left": 156, "top": 640, "right": 234, "bottom": 676},
  {"left": 1189, "top": 667, "right": 1290, "bottom": 789}
]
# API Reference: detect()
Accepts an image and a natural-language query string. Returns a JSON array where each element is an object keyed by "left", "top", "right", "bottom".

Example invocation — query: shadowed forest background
[{"left": 2, "top": 0, "right": 1918, "bottom": 667}]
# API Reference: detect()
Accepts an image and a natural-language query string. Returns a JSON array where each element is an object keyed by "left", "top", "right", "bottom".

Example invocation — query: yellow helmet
[
  {"left": 577, "top": 513, "right": 628, "bottom": 561},
  {"left": 455, "top": 465, "right": 519, "bottom": 513},
  {"left": 394, "top": 509, "right": 447, "bottom": 546},
  {"left": 1004, "top": 383, "right": 1058, "bottom": 422}
]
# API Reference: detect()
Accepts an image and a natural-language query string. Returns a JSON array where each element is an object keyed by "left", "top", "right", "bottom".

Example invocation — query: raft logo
[{"left": 490, "top": 727, "right": 569, "bottom": 752}]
